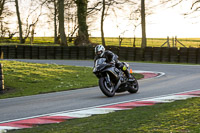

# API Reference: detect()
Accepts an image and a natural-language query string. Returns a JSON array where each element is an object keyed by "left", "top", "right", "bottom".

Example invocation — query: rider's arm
[
  {"left": 105, "top": 51, "right": 117, "bottom": 64},
  {"left": 94, "top": 56, "right": 98, "bottom": 67}
]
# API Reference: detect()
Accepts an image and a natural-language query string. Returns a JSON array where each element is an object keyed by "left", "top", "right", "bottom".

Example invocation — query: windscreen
[{"left": 95, "top": 58, "right": 106, "bottom": 66}]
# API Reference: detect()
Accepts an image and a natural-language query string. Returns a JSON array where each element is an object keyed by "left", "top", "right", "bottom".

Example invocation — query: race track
[{"left": 0, "top": 60, "right": 200, "bottom": 123}]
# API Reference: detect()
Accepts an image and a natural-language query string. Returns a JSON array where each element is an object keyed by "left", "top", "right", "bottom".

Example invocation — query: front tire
[
  {"left": 128, "top": 76, "right": 139, "bottom": 93},
  {"left": 99, "top": 77, "right": 115, "bottom": 97}
]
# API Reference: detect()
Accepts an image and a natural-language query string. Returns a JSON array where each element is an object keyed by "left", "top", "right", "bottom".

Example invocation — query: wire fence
[
  {"left": 1, "top": 37, "right": 200, "bottom": 48},
  {"left": 90, "top": 37, "right": 200, "bottom": 48}
]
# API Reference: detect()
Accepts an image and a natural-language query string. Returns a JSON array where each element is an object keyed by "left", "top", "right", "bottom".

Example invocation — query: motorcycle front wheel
[{"left": 99, "top": 77, "right": 115, "bottom": 97}]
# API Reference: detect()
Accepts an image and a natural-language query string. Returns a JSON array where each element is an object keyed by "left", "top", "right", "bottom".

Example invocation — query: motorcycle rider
[{"left": 94, "top": 45, "right": 133, "bottom": 79}]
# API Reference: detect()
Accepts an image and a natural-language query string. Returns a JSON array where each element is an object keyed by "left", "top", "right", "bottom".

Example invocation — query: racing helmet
[{"left": 95, "top": 45, "right": 105, "bottom": 57}]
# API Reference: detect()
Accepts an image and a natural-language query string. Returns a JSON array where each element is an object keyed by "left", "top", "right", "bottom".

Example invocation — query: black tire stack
[{"left": 0, "top": 63, "right": 4, "bottom": 93}]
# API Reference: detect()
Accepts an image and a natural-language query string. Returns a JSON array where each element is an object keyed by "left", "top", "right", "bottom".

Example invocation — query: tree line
[{"left": 0, "top": 0, "right": 199, "bottom": 47}]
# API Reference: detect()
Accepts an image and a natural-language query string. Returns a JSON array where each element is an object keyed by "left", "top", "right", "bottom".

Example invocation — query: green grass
[
  {"left": 8, "top": 97, "right": 200, "bottom": 133},
  {"left": 0, "top": 60, "right": 143, "bottom": 99},
  {"left": 0, "top": 60, "right": 97, "bottom": 99},
  {"left": 1, "top": 37, "right": 200, "bottom": 48}
]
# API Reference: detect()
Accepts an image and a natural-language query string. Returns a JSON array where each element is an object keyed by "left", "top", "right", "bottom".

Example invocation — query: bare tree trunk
[
  {"left": 54, "top": 0, "right": 59, "bottom": 44},
  {"left": 0, "top": 0, "right": 5, "bottom": 17},
  {"left": 15, "top": 0, "right": 24, "bottom": 43},
  {"left": 133, "top": 35, "right": 136, "bottom": 47},
  {"left": 141, "top": 0, "right": 146, "bottom": 48},
  {"left": 74, "top": 0, "right": 90, "bottom": 46},
  {"left": 58, "top": 0, "right": 67, "bottom": 46},
  {"left": 101, "top": 0, "right": 106, "bottom": 46}
]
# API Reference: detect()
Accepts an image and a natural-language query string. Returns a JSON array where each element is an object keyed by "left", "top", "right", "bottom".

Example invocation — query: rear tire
[
  {"left": 99, "top": 77, "right": 115, "bottom": 97},
  {"left": 128, "top": 76, "right": 139, "bottom": 93}
]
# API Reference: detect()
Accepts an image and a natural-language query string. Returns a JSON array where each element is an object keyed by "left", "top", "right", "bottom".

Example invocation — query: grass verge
[
  {"left": 0, "top": 60, "right": 143, "bottom": 99},
  {"left": 8, "top": 97, "right": 200, "bottom": 133}
]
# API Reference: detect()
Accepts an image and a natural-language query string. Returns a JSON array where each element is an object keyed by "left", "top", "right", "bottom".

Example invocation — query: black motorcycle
[{"left": 93, "top": 58, "right": 139, "bottom": 97}]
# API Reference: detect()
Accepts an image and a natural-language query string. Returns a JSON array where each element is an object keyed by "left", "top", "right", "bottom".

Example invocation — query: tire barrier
[
  {"left": 1, "top": 45, "right": 200, "bottom": 64},
  {"left": 0, "top": 63, "right": 4, "bottom": 93}
]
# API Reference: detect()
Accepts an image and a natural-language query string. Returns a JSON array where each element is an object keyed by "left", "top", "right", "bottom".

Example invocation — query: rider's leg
[
  {"left": 116, "top": 61, "right": 132, "bottom": 79},
  {"left": 122, "top": 65, "right": 133, "bottom": 79}
]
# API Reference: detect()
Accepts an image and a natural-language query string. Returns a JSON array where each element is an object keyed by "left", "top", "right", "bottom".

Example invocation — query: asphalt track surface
[{"left": 0, "top": 59, "right": 200, "bottom": 122}]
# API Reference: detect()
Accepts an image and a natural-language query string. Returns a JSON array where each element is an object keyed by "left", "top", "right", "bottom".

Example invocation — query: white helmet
[{"left": 95, "top": 45, "right": 105, "bottom": 57}]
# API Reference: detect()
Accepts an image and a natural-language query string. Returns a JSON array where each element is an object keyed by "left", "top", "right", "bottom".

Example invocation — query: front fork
[
  {"left": 105, "top": 73, "right": 112, "bottom": 87},
  {"left": 105, "top": 73, "right": 121, "bottom": 91}
]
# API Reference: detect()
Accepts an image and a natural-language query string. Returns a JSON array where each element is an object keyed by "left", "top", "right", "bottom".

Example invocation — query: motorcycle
[{"left": 93, "top": 58, "right": 139, "bottom": 97}]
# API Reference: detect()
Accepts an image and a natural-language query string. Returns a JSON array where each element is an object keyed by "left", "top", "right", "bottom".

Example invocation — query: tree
[
  {"left": 58, "top": 0, "right": 67, "bottom": 46},
  {"left": 88, "top": 0, "right": 132, "bottom": 46},
  {"left": 159, "top": 0, "right": 184, "bottom": 7},
  {"left": 74, "top": 0, "right": 90, "bottom": 46},
  {"left": 0, "top": 0, "right": 5, "bottom": 17},
  {"left": 87, "top": 0, "right": 107, "bottom": 46},
  {"left": 44, "top": 0, "right": 59, "bottom": 44},
  {"left": 53, "top": 0, "right": 58, "bottom": 44},
  {"left": 14, "top": 0, "right": 47, "bottom": 43},
  {"left": 0, "top": 0, "right": 18, "bottom": 39},
  {"left": 15, "top": 0, "right": 24, "bottom": 43},
  {"left": 44, "top": 0, "right": 77, "bottom": 45},
  {"left": 190, "top": 0, "right": 200, "bottom": 13},
  {"left": 101, "top": 0, "right": 106, "bottom": 46},
  {"left": 129, "top": 8, "right": 140, "bottom": 47},
  {"left": 141, "top": 0, "right": 146, "bottom": 48}
]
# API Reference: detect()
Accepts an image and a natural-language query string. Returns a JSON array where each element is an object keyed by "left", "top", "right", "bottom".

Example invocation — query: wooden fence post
[
  {"left": 175, "top": 37, "right": 186, "bottom": 48},
  {"left": 175, "top": 36, "right": 177, "bottom": 47},
  {"left": 172, "top": 36, "right": 174, "bottom": 47},
  {"left": 119, "top": 36, "right": 123, "bottom": 47},
  {"left": 161, "top": 36, "right": 170, "bottom": 47},
  {"left": 0, "top": 63, "right": 4, "bottom": 93}
]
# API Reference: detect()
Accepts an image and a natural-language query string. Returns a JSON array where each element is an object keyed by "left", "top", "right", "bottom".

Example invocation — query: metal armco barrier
[{"left": 0, "top": 63, "right": 4, "bottom": 93}]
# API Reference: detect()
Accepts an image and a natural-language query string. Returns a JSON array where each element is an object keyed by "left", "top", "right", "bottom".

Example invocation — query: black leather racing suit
[
  {"left": 94, "top": 50, "right": 131, "bottom": 78},
  {"left": 94, "top": 50, "right": 121, "bottom": 67}
]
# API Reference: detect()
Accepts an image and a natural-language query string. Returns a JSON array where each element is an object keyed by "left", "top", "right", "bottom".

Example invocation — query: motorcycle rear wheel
[
  {"left": 99, "top": 77, "right": 115, "bottom": 97},
  {"left": 128, "top": 76, "right": 139, "bottom": 93}
]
